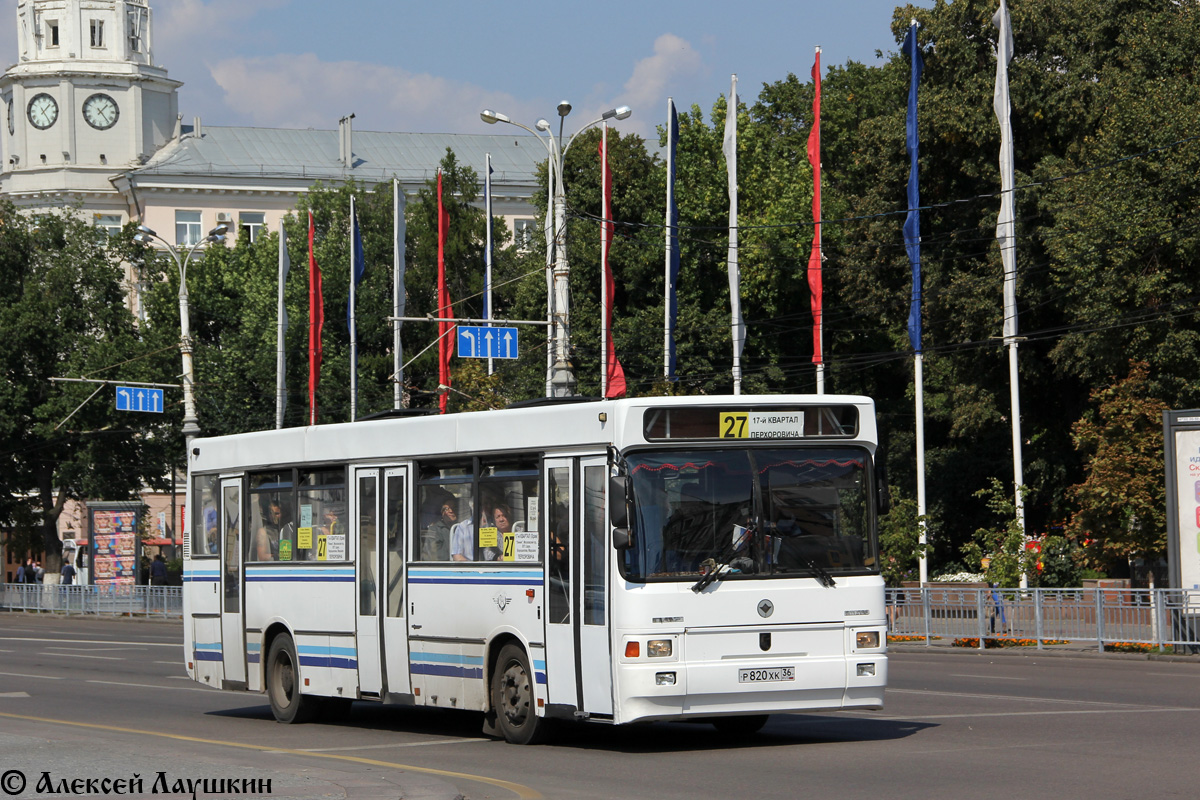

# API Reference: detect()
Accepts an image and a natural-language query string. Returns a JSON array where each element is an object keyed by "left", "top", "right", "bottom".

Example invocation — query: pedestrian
[
  {"left": 150, "top": 553, "right": 168, "bottom": 586},
  {"left": 15, "top": 558, "right": 30, "bottom": 584},
  {"left": 34, "top": 561, "right": 44, "bottom": 583},
  {"left": 61, "top": 558, "right": 77, "bottom": 585}
]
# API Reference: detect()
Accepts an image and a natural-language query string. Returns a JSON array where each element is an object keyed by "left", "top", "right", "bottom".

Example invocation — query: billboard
[{"left": 1163, "top": 410, "right": 1200, "bottom": 590}]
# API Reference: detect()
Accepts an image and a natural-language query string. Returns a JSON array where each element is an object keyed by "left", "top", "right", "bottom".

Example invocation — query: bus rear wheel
[
  {"left": 712, "top": 714, "right": 769, "bottom": 737},
  {"left": 491, "top": 644, "right": 545, "bottom": 744},
  {"left": 267, "top": 634, "right": 316, "bottom": 724}
]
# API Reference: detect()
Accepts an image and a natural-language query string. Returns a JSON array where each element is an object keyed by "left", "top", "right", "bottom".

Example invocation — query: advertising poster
[
  {"left": 1173, "top": 428, "right": 1200, "bottom": 590},
  {"left": 91, "top": 509, "right": 138, "bottom": 587}
]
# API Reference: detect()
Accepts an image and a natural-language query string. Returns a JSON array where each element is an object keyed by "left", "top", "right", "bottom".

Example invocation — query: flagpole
[
  {"left": 485, "top": 153, "right": 495, "bottom": 376},
  {"left": 809, "top": 46, "right": 825, "bottom": 395},
  {"left": 544, "top": 152, "right": 556, "bottom": 398},
  {"left": 723, "top": 74, "right": 743, "bottom": 395},
  {"left": 276, "top": 219, "right": 288, "bottom": 429},
  {"left": 393, "top": 177, "right": 406, "bottom": 409},
  {"left": 601, "top": 124, "right": 609, "bottom": 398},
  {"left": 994, "top": 0, "right": 1027, "bottom": 586},
  {"left": 349, "top": 194, "right": 358, "bottom": 422},
  {"left": 664, "top": 96, "right": 675, "bottom": 382},
  {"left": 904, "top": 20, "right": 928, "bottom": 583}
]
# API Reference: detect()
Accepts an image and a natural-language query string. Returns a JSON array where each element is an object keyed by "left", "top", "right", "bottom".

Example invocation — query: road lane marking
[
  {"left": 0, "top": 711, "right": 540, "bottom": 799},
  {"left": 300, "top": 739, "right": 482, "bottom": 752},
  {"left": 44, "top": 646, "right": 147, "bottom": 653},
  {"left": 874, "top": 707, "right": 1199, "bottom": 721},
  {"left": 46, "top": 653, "right": 124, "bottom": 660},
  {"left": 948, "top": 673, "right": 1027, "bottom": 681},
  {"left": 86, "top": 680, "right": 216, "bottom": 694},
  {"left": 888, "top": 688, "right": 1153, "bottom": 708},
  {"left": 0, "top": 672, "right": 63, "bottom": 680},
  {"left": 0, "top": 692, "right": 31, "bottom": 698},
  {"left": 0, "top": 637, "right": 178, "bottom": 648}
]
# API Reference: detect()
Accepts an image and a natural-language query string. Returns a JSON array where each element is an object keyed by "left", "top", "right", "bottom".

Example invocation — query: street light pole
[
  {"left": 134, "top": 224, "right": 227, "bottom": 450},
  {"left": 481, "top": 104, "right": 632, "bottom": 397}
]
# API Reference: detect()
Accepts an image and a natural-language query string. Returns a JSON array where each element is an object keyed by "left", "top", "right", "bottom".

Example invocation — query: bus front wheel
[
  {"left": 491, "top": 644, "right": 545, "bottom": 744},
  {"left": 266, "top": 634, "right": 316, "bottom": 724}
]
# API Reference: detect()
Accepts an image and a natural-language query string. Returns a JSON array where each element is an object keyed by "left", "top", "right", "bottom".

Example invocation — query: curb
[{"left": 888, "top": 642, "right": 1200, "bottom": 663}]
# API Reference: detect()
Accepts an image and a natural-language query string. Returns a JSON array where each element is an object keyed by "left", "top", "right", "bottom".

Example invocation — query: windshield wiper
[
  {"left": 691, "top": 525, "right": 754, "bottom": 593},
  {"left": 798, "top": 556, "right": 837, "bottom": 587}
]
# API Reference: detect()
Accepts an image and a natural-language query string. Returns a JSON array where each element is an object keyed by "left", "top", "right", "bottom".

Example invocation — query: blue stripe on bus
[
  {"left": 413, "top": 652, "right": 484, "bottom": 666},
  {"left": 408, "top": 569, "right": 544, "bottom": 578},
  {"left": 183, "top": 574, "right": 220, "bottom": 582},
  {"left": 193, "top": 642, "right": 222, "bottom": 662},
  {"left": 535, "top": 672, "right": 547, "bottom": 684},
  {"left": 298, "top": 645, "right": 357, "bottom": 657},
  {"left": 299, "top": 656, "right": 357, "bottom": 669},
  {"left": 247, "top": 642, "right": 261, "bottom": 664},
  {"left": 410, "top": 663, "right": 485, "bottom": 679},
  {"left": 408, "top": 577, "right": 543, "bottom": 586},
  {"left": 246, "top": 574, "right": 356, "bottom": 582}
]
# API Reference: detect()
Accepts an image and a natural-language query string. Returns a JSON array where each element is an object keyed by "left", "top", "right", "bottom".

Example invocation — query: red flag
[
  {"left": 436, "top": 172, "right": 454, "bottom": 414},
  {"left": 600, "top": 128, "right": 626, "bottom": 398},
  {"left": 308, "top": 210, "right": 324, "bottom": 425},
  {"left": 807, "top": 49, "right": 824, "bottom": 366}
]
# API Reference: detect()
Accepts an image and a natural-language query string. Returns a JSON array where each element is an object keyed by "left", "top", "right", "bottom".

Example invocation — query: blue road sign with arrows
[
  {"left": 457, "top": 325, "right": 519, "bottom": 360},
  {"left": 115, "top": 386, "right": 164, "bottom": 413}
]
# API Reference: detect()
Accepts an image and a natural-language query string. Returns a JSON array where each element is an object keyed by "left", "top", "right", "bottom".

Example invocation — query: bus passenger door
[
  {"left": 220, "top": 478, "right": 246, "bottom": 687},
  {"left": 578, "top": 457, "right": 613, "bottom": 716},
  {"left": 381, "top": 468, "right": 411, "bottom": 700},
  {"left": 355, "top": 466, "right": 410, "bottom": 701},
  {"left": 355, "top": 468, "right": 382, "bottom": 697},
  {"left": 543, "top": 459, "right": 577, "bottom": 711}
]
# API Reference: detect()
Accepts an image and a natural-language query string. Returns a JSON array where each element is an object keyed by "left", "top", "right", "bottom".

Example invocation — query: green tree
[
  {"left": 1066, "top": 361, "right": 1167, "bottom": 577},
  {"left": 0, "top": 203, "right": 174, "bottom": 571}
]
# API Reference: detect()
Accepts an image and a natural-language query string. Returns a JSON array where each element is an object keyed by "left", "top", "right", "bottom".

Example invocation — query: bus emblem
[
  {"left": 757, "top": 600, "right": 774, "bottom": 618},
  {"left": 494, "top": 592, "right": 511, "bottom": 612}
]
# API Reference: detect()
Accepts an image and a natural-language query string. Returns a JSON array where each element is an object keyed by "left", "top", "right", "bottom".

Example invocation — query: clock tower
[{"left": 0, "top": 0, "right": 180, "bottom": 212}]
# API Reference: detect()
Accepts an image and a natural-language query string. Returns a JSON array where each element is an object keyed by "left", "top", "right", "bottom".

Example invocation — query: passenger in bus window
[
  {"left": 422, "top": 501, "right": 456, "bottom": 561},
  {"left": 482, "top": 502, "right": 521, "bottom": 561},
  {"left": 450, "top": 503, "right": 475, "bottom": 561},
  {"left": 254, "top": 498, "right": 293, "bottom": 561}
]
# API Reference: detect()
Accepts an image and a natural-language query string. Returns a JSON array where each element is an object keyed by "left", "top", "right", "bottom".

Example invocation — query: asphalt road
[{"left": 1, "top": 614, "right": 1198, "bottom": 800}]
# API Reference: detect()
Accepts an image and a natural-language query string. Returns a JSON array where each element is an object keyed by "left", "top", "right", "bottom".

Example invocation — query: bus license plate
[{"left": 738, "top": 666, "right": 795, "bottom": 683}]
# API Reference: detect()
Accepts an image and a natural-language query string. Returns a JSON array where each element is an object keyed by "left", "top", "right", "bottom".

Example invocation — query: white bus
[{"left": 183, "top": 395, "right": 887, "bottom": 743}]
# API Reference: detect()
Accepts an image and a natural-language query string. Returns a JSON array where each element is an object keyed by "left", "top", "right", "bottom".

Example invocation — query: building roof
[{"left": 131, "top": 125, "right": 544, "bottom": 188}]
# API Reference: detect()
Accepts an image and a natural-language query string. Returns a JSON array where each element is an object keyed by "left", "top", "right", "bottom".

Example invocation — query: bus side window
[{"left": 547, "top": 467, "right": 570, "bottom": 623}]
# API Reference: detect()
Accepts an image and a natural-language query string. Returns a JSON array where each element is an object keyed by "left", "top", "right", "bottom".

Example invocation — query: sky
[{"left": 0, "top": 0, "right": 913, "bottom": 140}]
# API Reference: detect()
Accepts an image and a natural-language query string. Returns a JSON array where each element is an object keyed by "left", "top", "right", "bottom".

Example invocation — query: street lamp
[
  {"left": 133, "top": 223, "right": 227, "bottom": 449},
  {"left": 481, "top": 103, "right": 632, "bottom": 397}
]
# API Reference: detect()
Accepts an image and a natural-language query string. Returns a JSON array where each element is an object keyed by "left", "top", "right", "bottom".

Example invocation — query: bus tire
[
  {"left": 266, "top": 634, "right": 316, "bottom": 724},
  {"left": 712, "top": 714, "right": 769, "bottom": 737},
  {"left": 491, "top": 644, "right": 545, "bottom": 744}
]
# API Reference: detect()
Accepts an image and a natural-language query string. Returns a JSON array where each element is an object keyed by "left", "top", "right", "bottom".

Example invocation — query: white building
[{"left": 0, "top": 0, "right": 541, "bottom": 314}]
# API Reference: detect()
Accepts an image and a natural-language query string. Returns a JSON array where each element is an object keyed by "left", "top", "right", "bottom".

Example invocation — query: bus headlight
[
  {"left": 855, "top": 631, "right": 880, "bottom": 649},
  {"left": 655, "top": 672, "right": 677, "bottom": 685},
  {"left": 647, "top": 639, "right": 673, "bottom": 657},
  {"left": 857, "top": 663, "right": 876, "bottom": 677}
]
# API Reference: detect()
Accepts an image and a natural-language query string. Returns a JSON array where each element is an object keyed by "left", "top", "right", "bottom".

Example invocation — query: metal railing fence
[
  {"left": 887, "top": 587, "right": 1200, "bottom": 653},
  {"left": 0, "top": 584, "right": 181, "bottom": 618}
]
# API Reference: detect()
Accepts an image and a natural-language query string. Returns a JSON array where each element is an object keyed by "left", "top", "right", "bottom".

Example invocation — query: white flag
[
  {"left": 723, "top": 74, "right": 745, "bottom": 391},
  {"left": 993, "top": 0, "right": 1017, "bottom": 340}
]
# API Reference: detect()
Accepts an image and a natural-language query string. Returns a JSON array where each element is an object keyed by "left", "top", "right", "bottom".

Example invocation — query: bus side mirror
[
  {"left": 612, "top": 528, "right": 632, "bottom": 550},
  {"left": 609, "top": 476, "right": 629, "bottom": 528}
]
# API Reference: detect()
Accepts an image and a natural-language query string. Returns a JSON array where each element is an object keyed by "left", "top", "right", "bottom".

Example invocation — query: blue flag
[{"left": 904, "top": 23, "right": 924, "bottom": 353}]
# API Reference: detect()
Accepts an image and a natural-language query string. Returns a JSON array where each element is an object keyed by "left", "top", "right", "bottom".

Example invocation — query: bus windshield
[{"left": 621, "top": 447, "right": 877, "bottom": 583}]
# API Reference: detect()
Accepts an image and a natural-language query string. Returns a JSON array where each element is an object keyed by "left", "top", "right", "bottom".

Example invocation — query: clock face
[
  {"left": 27, "top": 92, "right": 58, "bottom": 129},
  {"left": 83, "top": 93, "right": 119, "bottom": 130}
]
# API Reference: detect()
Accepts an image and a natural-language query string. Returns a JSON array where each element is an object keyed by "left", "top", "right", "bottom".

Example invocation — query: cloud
[
  {"left": 575, "top": 33, "right": 706, "bottom": 140},
  {"left": 208, "top": 53, "right": 542, "bottom": 134}
]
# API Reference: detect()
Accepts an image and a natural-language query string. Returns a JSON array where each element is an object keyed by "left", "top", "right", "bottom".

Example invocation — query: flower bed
[
  {"left": 1104, "top": 642, "right": 1154, "bottom": 653},
  {"left": 952, "top": 637, "right": 1069, "bottom": 648},
  {"left": 887, "top": 634, "right": 941, "bottom": 642}
]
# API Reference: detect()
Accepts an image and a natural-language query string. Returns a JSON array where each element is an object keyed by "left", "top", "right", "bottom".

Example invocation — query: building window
[
  {"left": 175, "top": 211, "right": 202, "bottom": 247},
  {"left": 94, "top": 214, "right": 122, "bottom": 236},
  {"left": 46, "top": 21, "right": 60, "bottom": 47},
  {"left": 90, "top": 20, "right": 104, "bottom": 48},
  {"left": 239, "top": 212, "right": 266, "bottom": 243},
  {"left": 513, "top": 218, "right": 537, "bottom": 250}
]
